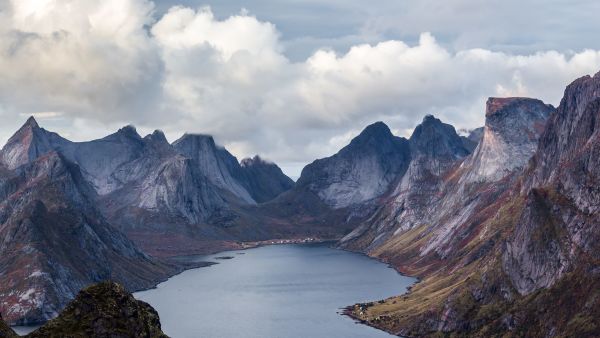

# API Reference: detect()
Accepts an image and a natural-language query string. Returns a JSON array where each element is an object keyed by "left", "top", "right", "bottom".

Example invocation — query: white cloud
[{"left": 0, "top": 0, "right": 600, "bottom": 178}]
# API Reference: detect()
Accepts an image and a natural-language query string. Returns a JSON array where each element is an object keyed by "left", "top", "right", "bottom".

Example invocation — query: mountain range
[{"left": 0, "top": 71, "right": 599, "bottom": 337}]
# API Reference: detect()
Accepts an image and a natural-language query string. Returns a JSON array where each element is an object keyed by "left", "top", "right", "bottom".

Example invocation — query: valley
[{"left": 1, "top": 71, "right": 599, "bottom": 337}]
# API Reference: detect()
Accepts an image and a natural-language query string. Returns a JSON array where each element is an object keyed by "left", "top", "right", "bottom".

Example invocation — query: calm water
[{"left": 135, "top": 243, "right": 415, "bottom": 338}]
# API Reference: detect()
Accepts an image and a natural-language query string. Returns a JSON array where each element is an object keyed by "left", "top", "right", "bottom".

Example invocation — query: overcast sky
[{"left": 1, "top": 0, "right": 599, "bottom": 178}]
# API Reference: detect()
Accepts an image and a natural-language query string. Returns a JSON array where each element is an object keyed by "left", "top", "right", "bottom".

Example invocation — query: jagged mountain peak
[
  {"left": 297, "top": 121, "right": 410, "bottom": 209},
  {"left": 461, "top": 97, "right": 553, "bottom": 183},
  {"left": 339, "top": 121, "right": 406, "bottom": 159},
  {"left": 351, "top": 121, "right": 393, "bottom": 143},
  {"left": 173, "top": 133, "right": 256, "bottom": 204},
  {"left": 241, "top": 155, "right": 270, "bottom": 167},
  {"left": 114, "top": 124, "right": 142, "bottom": 140},
  {"left": 144, "top": 130, "right": 169, "bottom": 145},
  {"left": 485, "top": 97, "right": 553, "bottom": 130},
  {"left": 409, "top": 114, "right": 470, "bottom": 158},
  {"left": 0, "top": 117, "right": 54, "bottom": 170},
  {"left": 174, "top": 133, "right": 215, "bottom": 145},
  {"left": 23, "top": 115, "right": 39, "bottom": 129}
]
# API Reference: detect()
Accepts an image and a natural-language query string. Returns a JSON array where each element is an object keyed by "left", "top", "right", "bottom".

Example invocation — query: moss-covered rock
[
  {"left": 0, "top": 314, "right": 16, "bottom": 338},
  {"left": 28, "top": 282, "right": 167, "bottom": 338}
]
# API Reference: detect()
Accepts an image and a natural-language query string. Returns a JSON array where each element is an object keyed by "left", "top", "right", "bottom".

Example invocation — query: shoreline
[{"left": 12, "top": 237, "right": 415, "bottom": 338}]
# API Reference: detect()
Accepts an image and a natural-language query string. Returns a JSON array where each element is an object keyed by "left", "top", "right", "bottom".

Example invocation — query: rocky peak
[
  {"left": 23, "top": 116, "right": 39, "bottom": 129},
  {"left": 112, "top": 125, "right": 142, "bottom": 141},
  {"left": 240, "top": 155, "right": 268, "bottom": 167},
  {"left": 297, "top": 122, "right": 410, "bottom": 209},
  {"left": 239, "top": 155, "right": 294, "bottom": 203},
  {"left": 345, "top": 121, "right": 394, "bottom": 150},
  {"left": 461, "top": 97, "right": 553, "bottom": 183},
  {"left": 485, "top": 98, "right": 552, "bottom": 140},
  {"left": 145, "top": 130, "right": 168, "bottom": 144},
  {"left": 173, "top": 134, "right": 256, "bottom": 204},
  {"left": 0, "top": 116, "right": 54, "bottom": 170},
  {"left": 409, "top": 114, "right": 470, "bottom": 159},
  {"left": 143, "top": 130, "right": 173, "bottom": 156},
  {"left": 528, "top": 71, "right": 600, "bottom": 198}
]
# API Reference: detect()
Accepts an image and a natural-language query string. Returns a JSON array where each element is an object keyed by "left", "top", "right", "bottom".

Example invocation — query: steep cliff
[
  {"left": 0, "top": 152, "right": 175, "bottom": 324},
  {"left": 347, "top": 74, "right": 600, "bottom": 338},
  {"left": 340, "top": 115, "right": 473, "bottom": 251},
  {"left": 239, "top": 155, "right": 295, "bottom": 203},
  {"left": 296, "top": 122, "right": 410, "bottom": 209},
  {"left": 172, "top": 134, "right": 257, "bottom": 204}
]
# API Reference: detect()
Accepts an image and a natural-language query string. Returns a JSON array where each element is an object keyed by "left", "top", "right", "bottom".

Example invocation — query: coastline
[{"left": 11, "top": 236, "right": 414, "bottom": 337}]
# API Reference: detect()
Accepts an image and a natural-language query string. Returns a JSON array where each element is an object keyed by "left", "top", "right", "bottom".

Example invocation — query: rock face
[
  {"left": 239, "top": 155, "right": 295, "bottom": 203},
  {"left": 340, "top": 115, "right": 473, "bottom": 250},
  {"left": 460, "top": 98, "right": 552, "bottom": 183},
  {"left": 345, "top": 74, "right": 600, "bottom": 338},
  {"left": 460, "top": 127, "right": 483, "bottom": 152},
  {"left": 0, "top": 151, "right": 175, "bottom": 324},
  {"left": 172, "top": 134, "right": 256, "bottom": 204},
  {"left": 296, "top": 122, "right": 410, "bottom": 209},
  {"left": 0, "top": 314, "right": 16, "bottom": 338},
  {"left": 340, "top": 96, "right": 553, "bottom": 335},
  {"left": 503, "top": 72, "right": 600, "bottom": 295},
  {"left": 0, "top": 117, "right": 56, "bottom": 171},
  {"left": 0, "top": 118, "right": 297, "bottom": 324},
  {"left": 28, "top": 282, "right": 167, "bottom": 338}
]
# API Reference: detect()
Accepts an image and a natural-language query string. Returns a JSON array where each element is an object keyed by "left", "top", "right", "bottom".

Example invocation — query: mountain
[
  {"left": 239, "top": 155, "right": 295, "bottom": 203},
  {"left": 340, "top": 115, "right": 474, "bottom": 250},
  {"left": 0, "top": 120, "right": 296, "bottom": 255},
  {"left": 172, "top": 136, "right": 293, "bottom": 204},
  {"left": 172, "top": 134, "right": 257, "bottom": 204},
  {"left": 0, "top": 151, "right": 176, "bottom": 324},
  {"left": 460, "top": 97, "right": 552, "bottom": 183},
  {"left": 296, "top": 121, "right": 411, "bottom": 209},
  {"left": 460, "top": 127, "right": 484, "bottom": 152},
  {"left": 345, "top": 76, "right": 600, "bottom": 337},
  {"left": 0, "top": 117, "right": 56, "bottom": 171}
]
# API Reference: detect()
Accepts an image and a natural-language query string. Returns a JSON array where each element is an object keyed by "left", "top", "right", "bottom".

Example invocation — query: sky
[{"left": 0, "top": 0, "right": 600, "bottom": 178}]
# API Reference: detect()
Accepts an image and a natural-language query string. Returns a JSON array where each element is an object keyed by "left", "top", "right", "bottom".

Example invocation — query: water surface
[{"left": 135, "top": 243, "right": 415, "bottom": 338}]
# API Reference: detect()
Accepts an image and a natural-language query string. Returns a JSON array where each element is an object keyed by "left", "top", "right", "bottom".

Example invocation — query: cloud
[{"left": 0, "top": 0, "right": 599, "bottom": 178}]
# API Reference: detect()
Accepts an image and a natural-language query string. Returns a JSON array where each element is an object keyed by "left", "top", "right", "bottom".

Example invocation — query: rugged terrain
[
  {"left": 1, "top": 70, "right": 599, "bottom": 337},
  {"left": 0, "top": 282, "right": 167, "bottom": 338},
  {"left": 344, "top": 74, "right": 600, "bottom": 337},
  {"left": 0, "top": 118, "right": 296, "bottom": 324}
]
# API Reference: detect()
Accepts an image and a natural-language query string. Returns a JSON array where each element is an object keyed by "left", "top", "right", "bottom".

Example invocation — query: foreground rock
[
  {"left": 21, "top": 282, "right": 167, "bottom": 338},
  {"left": 0, "top": 314, "right": 16, "bottom": 338}
]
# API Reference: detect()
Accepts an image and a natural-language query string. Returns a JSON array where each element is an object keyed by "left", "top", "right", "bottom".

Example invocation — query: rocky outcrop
[
  {"left": 296, "top": 122, "right": 410, "bottom": 209},
  {"left": 460, "top": 98, "right": 553, "bottom": 183},
  {"left": 239, "top": 155, "right": 295, "bottom": 203},
  {"left": 0, "top": 314, "right": 16, "bottom": 338},
  {"left": 503, "top": 72, "right": 600, "bottom": 295},
  {"left": 28, "top": 282, "right": 167, "bottom": 338}
]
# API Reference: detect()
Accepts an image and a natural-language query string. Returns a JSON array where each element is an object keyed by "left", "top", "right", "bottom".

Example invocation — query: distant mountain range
[{"left": 1, "top": 71, "right": 599, "bottom": 337}]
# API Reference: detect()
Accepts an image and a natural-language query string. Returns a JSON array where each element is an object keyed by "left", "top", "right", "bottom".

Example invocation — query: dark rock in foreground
[
  {"left": 26, "top": 282, "right": 167, "bottom": 338},
  {"left": 0, "top": 314, "right": 16, "bottom": 338}
]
